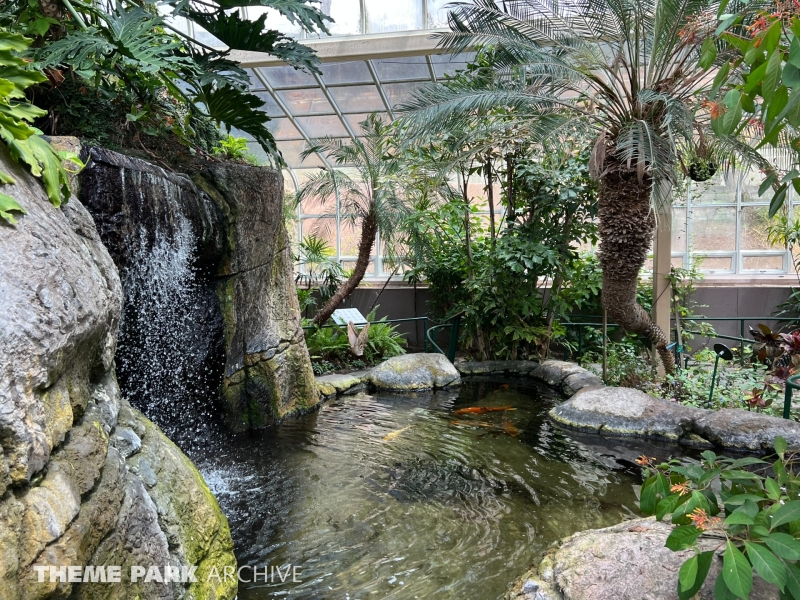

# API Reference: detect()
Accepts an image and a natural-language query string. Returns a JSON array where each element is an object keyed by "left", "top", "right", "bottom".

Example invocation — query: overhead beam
[{"left": 231, "top": 29, "right": 448, "bottom": 67}]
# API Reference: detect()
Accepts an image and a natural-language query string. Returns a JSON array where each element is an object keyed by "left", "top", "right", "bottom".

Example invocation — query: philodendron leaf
[
  {"left": 0, "top": 191, "right": 25, "bottom": 224},
  {"left": 745, "top": 541, "right": 788, "bottom": 590},
  {"left": 723, "top": 541, "right": 753, "bottom": 599},
  {"left": 678, "top": 551, "right": 714, "bottom": 600}
]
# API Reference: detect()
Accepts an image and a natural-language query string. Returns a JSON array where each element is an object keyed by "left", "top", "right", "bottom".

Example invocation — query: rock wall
[
  {"left": 78, "top": 146, "right": 318, "bottom": 431},
  {"left": 0, "top": 146, "right": 236, "bottom": 600}
]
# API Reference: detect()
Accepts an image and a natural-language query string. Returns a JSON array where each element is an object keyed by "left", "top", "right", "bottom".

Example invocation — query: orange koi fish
[{"left": 453, "top": 406, "right": 516, "bottom": 415}]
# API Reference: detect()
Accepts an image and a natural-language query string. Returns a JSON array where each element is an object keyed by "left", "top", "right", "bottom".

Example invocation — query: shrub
[{"left": 638, "top": 438, "right": 800, "bottom": 600}]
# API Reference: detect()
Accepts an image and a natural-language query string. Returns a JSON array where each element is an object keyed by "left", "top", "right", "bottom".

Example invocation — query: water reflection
[{"left": 193, "top": 380, "right": 643, "bottom": 599}]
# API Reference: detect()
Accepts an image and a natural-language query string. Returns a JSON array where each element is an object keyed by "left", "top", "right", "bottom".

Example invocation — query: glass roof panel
[
  {"left": 427, "top": 0, "right": 452, "bottom": 28},
  {"left": 383, "top": 81, "right": 428, "bottom": 108},
  {"left": 319, "top": 61, "right": 373, "bottom": 85},
  {"left": 277, "top": 88, "right": 334, "bottom": 115},
  {"left": 267, "top": 118, "right": 304, "bottom": 140},
  {"left": 296, "top": 115, "right": 349, "bottom": 138},
  {"left": 327, "top": 0, "right": 362, "bottom": 37},
  {"left": 252, "top": 91, "right": 282, "bottom": 116},
  {"left": 244, "top": 6, "right": 303, "bottom": 37},
  {"left": 365, "top": 0, "right": 423, "bottom": 33},
  {"left": 280, "top": 140, "right": 324, "bottom": 168},
  {"left": 328, "top": 85, "right": 386, "bottom": 113},
  {"left": 246, "top": 69, "right": 265, "bottom": 91},
  {"left": 430, "top": 52, "right": 475, "bottom": 78},
  {"left": 374, "top": 56, "right": 430, "bottom": 81},
  {"left": 260, "top": 65, "right": 317, "bottom": 88}
]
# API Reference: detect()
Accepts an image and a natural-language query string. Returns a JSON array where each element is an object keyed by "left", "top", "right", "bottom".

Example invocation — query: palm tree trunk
[
  {"left": 312, "top": 211, "right": 378, "bottom": 326},
  {"left": 598, "top": 169, "right": 675, "bottom": 374}
]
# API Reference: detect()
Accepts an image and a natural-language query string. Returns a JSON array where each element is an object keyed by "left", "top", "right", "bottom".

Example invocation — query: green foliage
[
  {"left": 0, "top": 27, "right": 80, "bottom": 224},
  {"left": 638, "top": 439, "right": 800, "bottom": 599},
  {"left": 303, "top": 306, "right": 407, "bottom": 372},
  {"left": 211, "top": 134, "right": 260, "bottom": 164},
  {"left": 1, "top": 0, "right": 330, "bottom": 162},
  {"left": 295, "top": 234, "right": 346, "bottom": 303},
  {"left": 582, "top": 342, "right": 657, "bottom": 389},
  {"left": 403, "top": 149, "right": 597, "bottom": 360},
  {"left": 713, "top": 6, "right": 799, "bottom": 216}
]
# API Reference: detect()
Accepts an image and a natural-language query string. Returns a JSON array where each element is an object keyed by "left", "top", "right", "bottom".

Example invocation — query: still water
[{"left": 194, "top": 379, "right": 642, "bottom": 599}]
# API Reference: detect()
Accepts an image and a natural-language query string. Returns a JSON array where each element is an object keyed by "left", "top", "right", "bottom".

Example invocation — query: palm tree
[
  {"left": 297, "top": 113, "right": 408, "bottom": 326},
  {"left": 398, "top": 0, "right": 770, "bottom": 373}
]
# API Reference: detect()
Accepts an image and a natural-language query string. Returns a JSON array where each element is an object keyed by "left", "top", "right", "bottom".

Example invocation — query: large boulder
[
  {"left": 506, "top": 517, "right": 778, "bottom": 600},
  {"left": 368, "top": 353, "right": 460, "bottom": 391},
  {"left": 0, "top": 145, "right": 236, "bottom": 600},
  {"left": 550, "top": 386, "right": 800, "bottom": 452}
]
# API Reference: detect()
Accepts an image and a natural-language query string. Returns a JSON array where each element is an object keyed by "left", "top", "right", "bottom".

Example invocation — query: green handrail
[
  {"left": 784, "top": 373, "right": 800, "bottom": 420},
  {"left": 425, "top": 314, "right": 461, "bottom": 363}
]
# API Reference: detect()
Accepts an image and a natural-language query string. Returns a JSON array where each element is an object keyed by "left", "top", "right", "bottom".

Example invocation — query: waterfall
[{"left": 80, "top": 149, "right": 225, "bottom": 449}]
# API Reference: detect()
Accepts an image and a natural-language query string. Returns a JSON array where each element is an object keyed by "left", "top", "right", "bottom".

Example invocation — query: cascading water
[
  {"left": 117, "top": 216, "right": 222, "bottom": 446},
  {"left": 80, "top": 149, "right": 226, "bottom": 449}
]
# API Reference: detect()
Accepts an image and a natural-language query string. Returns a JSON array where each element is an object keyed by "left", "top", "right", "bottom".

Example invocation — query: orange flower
[
  {"left": 671, "top": 482, "right": 691, "bottom": 495},
  {"left": 702, "top": 99, "right": 727, "bottom": 120},
  {"left": 689, "top": 508, "right": 722, "bottom": 531},
  {"left": 635, "top": 456, "right": 658, "bottom": 466}
]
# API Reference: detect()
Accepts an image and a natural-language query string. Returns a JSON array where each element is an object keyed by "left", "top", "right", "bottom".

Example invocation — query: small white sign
[{"left": 331, "top": 308, "right": 368, "bottom": 326}]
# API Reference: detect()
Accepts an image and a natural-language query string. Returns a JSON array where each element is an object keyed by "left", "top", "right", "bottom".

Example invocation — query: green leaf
[
  {"left": 665, "top": 525, "right": 703, "bottom": 551},
  {"left": 764, "top": 20, "right": 783, "bottom": 54},
  {"left": 784, "top": 63, "right": 800, "bottom": 89},
  {"left": 765, "top": 533, "right": 800, "bottom": 560},
  {"left": 768, "top": 478, "right": 783, "bottom": 501},
  {"left": 715, "top": 570, "right": 738, "bottom": 600},
  {"left": 769, "top": 184, "right": 789, "bottom": 218},
  {"left": 0, "top": 191, "right": 26, "bottom": 225},
  {"left": 785, "top": 563, "right": 800, "bottom": 599},
  {"left": 723, "top": 541, "right": 753, "bottom": 599},
  {"left": 700, "top": 38, "right": 718, "bottom": 70},
  {"left": 744, "top": 61, "right": 769, "bottom": 94},
  {"left": 776, "top": 437, "right": 788, "bottom": 458},
  {"left": 764, "top": 51, "right": 784, "bottom": 104},
  {"left": 745, "top": 541, "right": 788, "bottom": 590},
  {"left": 772, "top": 501, "right": 800, "bottom": 530},
  {"left": 712, "top": 61, "right": 732, "bottom": 96},
  {"left": 679, "top": 551, "right": 714, "bottom": 600},
  {"left": 725, "top": 511, "right": 756, "bottom": 526},
  {"left": 679, "top": 554, "right": 698, "bottom": 593},
  {"left": 759, "top": 172, "right": 778, "bottom": 197}
]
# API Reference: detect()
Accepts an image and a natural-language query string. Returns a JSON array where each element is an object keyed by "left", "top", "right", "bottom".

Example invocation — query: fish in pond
[
  {"left": 499, "top": 384, "right": 510, "bottom": 390},
  {"left": 382, "top": 425, "right": 412, "bottom": 442},
  {"left": 453, "top": 406, "right": 516, "bottom": 415},
  {"left": 450, "top": 419, "right": 521, "bottom": 437},
  {"left": 501, "top": 419, "right": 520, "bottom": 437}
]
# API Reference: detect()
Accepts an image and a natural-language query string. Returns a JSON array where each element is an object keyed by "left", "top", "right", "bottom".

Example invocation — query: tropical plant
[
  {"left": 0, "top": 0, "right": 331, "bottom": 161},
  {"left": 637, "top": 438, "right": 800, "bottom": 600},
  {"left": 403, "top": 148, "right": 597, "bottom": 360},
  {"left": 294, "top": 233, "right": 346, "bottom": 304},
  {"left": 0, "top": 28, "right": 80, "bottom": 224},
  {"left": 212, "top": 134, "right": 260, "bottom": 164},
  {"left": 713, "top": 2, "right": 800, "bottom": 215},
  {"left": 296, "top": 113, "right": 408, "bottom": 326},
  {"left": 398, "top": 0, "right": 772, "bottom": 373}
]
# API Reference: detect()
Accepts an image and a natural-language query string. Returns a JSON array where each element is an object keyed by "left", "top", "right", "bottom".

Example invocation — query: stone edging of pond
[
  {"left": 315, "top": 353, "right": 461, "bottom": 397},
  {"left": 458, "top": 358, "right": 800, "bottom": 454}
]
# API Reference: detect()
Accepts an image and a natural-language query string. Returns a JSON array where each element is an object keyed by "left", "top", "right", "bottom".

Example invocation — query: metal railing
[{"left": 425, "top": 314, "right": 462, "bottom": 363}]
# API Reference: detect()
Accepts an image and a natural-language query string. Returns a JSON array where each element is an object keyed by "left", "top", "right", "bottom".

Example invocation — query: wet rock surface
[
  {"left": 79, "top": 145, "right": 318, "bottom": 433},
  {"left": 551, "top": 386, "right": 800, "bottom": 452},
  {"left": 0, "top": 146, "right": 236, "bottom": 600},
  {"left": 504, "top": 517, "right": 779, "bottom": 600},
  {"left": 368, "top": 353, "right": 461, "bottom": 391}
]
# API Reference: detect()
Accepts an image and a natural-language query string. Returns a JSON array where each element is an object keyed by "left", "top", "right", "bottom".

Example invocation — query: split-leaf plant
[
  {"left": 0, "top": 28, "right": 79, "bottom": 225},
  {"left": 639, "top": 437, "right": 800, "bottom": 599}
]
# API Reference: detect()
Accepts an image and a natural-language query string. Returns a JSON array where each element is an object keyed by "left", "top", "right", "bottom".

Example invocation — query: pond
[{"left": 193, "top": 379, "right": 643, "bottom": 599}]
